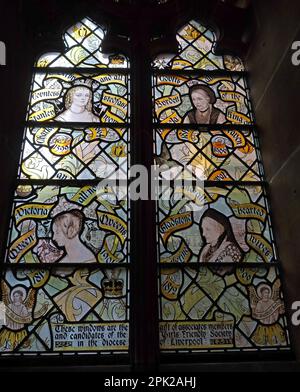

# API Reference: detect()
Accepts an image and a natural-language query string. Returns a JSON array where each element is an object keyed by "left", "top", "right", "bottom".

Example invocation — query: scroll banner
[
  {"left": 31, "top": 88, "right": 62, "bottom": 105},
  {"left": 8, "top": 228, "right": 37, "bottom": 263},
  {"left": 6, "top": 308, "right": 32, "bottom": 324},
  {"left": 201, "top": 76, "right": 231, "bottom": 85},
  {"left": 97, "top": 211, "right": 127, "bottom": 245},
  {"left": 157, "top": 75, "right": 188, "bottom": 87},
  {"left": 227, "top": 200, "right": 267, "bottom": 223},
  {"left": 85, "top": 127, "right": 123, "bottom": 141},
  {"left": 29, "top": 108, "right": 56, "bottom": 122},
  {"left": 236, "top": 267, "right": 258, "bottom": 285},
  {"left": 101, "top": 92, "right": 127, "bottom": 116},
  {"left": 33, "top": 127, "right": 58, "bottom": 145},
  {"left": 160, "top": 211, "right": 193, "bottom": 244},
  {"left": 159, "top": 320, "right": 234, "bottom": 349},
  {"left": 71, "top": 185, "right": 97, "bottom": 206},
  {"left": 94, "top": 74, "right": 126, "bottom": 86},
  {"left": 226, "top": 187, "right": 274, "bottom": 262},
  {"left": 161, "top": 274, "right": 182, "bottom": 300},
  {"left": 246, "top": 233, "right": 273, "bottom": 263},
  {"left": 155, "top": 93, "right": 181, "bottom": 117},
  {"left": 161, "top": 110, "right": 181, "bottom": 124},
  {"left": 161, "top": 240, "right": 192, "bottom": 264},
  {"left": 226, "top": 110, "right": 251, "bottom": 124},
  {"left": 252, "top": 299, "right": 284, "bottom": 320},
  {"left": 219, "top": 90, "right": 245, "bottom": 105},
  {"left": 45, "top": 74, "right": 79, "bottom": 83},
  {"left": 177, "top": 130, "right": 199, "bottom": 143},
  {"left": 25, "top": 270, "right": 50, "bottom": 288},
  {"left": 15, "top": 203, "right": 55, "bottom": 226},
  {"left": 101, "top": 110, "right": 124, "bottom": 123},
  {"left": 97, "top": 241, "right": 120, "bottom": 263},
  {"left": 172, "top": 59, "right": 192, "bottom": 69},
  {"left": 223, "top": 130, "right": 246, "bottom": 148}
]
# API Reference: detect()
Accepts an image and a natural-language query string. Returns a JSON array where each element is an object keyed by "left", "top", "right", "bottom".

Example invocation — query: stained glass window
[
  {"left": 0, "top": 14, "right": 292, "bottom": 364},
  {"left": 153, "top": 20, "right": 290, "bottom": 354},
  {"left": 1, "top": 18, "right": 130, "bottom": 355}
]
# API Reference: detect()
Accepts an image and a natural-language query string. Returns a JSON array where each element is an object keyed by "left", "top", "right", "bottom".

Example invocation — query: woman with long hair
[{"left": 55, "top": 85, "right": 99, "bottom": 122}]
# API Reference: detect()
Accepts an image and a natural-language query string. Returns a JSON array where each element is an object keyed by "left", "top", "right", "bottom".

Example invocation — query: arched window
[
  {"left": 1, "top": 18, "right": 130, "bottom": 358},
  {"left": 0, "top": 8, "right": 293, "bottom": 371},
  {"left": 152, "top": 20, "right": 290, "bottom": 356}
]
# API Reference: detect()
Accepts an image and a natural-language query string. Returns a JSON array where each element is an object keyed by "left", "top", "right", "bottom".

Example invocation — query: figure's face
[
  {"left": 191, "top": 90, "right": 211, "bottom": 111},
  {"left": 72, "top": 87, "right": 90, "bottom": 107},
  {"left": 53, "top": 222, "right": 67, "bottom": 247},
  {"left": 13, "top": 293, "right": 22, "bottom": 305},
  {"left": 202, "top": 217, "right": 224, "bottom": 246},
  {"left": 261, "top": 289, "right": 270, "bottom": 299}
]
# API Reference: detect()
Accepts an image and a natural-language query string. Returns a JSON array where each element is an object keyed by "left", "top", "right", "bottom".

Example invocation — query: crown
[
  {"left": 187, "top": 80, "right": 202, "bottom": 88},
  {"left": 183, "top": 25, "right": 201, "bottom": 41},
  {"left": 73, "top": 79, "right": 93, "bottom": 88},
  {"left": 102, "top": 278, "right": 124, "bottom": 297},
  {"left": 110, "top": 55, "right": 125, "bottom": 65}
]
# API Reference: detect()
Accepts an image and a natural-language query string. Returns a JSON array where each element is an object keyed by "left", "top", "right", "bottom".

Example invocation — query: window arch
[
  {"left": 0, "top": 10, "right": 293, "bottom": 369},
  {"left": 152, "top": 20, "right": 290, "bottom": 355},
  {"left": 1, "top": 17, "right": 131, "bottom": 357}
]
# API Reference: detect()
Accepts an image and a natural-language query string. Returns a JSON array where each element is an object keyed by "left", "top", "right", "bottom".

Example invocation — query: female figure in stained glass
[
  {"left": 52, "top": 209, "right": 96, "bottom": 263},
  {"left": 198, "top": 209, "right": 243, "bottom": 263},
  {"left": 249, "top": 280, "right": 286, "bottom": 346},
  {"left": 183, "top": 84, "right": 226, "bottom": 124},
  {"left": 0, "top": 284, "right": 34, "bottom": 350},
  {"left": 55, "top": 84, "right": 99, "bottom": 122}
]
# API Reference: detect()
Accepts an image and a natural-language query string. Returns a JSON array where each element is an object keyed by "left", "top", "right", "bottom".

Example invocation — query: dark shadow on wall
[{"left": 246, "top": 0, "right": 300, "bottom": 361}]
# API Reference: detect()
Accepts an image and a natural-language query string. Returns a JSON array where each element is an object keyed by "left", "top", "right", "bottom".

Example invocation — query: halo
[
  {"left": 10, "top": 286, "right": 27, "bottom": 302},
  {"left": 257, "top": 283, "right": 271, "bottom": 298}
]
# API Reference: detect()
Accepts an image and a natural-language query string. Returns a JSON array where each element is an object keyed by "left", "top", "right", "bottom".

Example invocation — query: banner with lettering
[
  {"left": 94, "top": 74, "right": 126, "bottom": 86},
  {"left": 70, "top": 185, "right": 97, "bottom": 206},
  {"left": 33, "top": 127, "right": 58, "bottom": 146},
  {"left": 8, "top": 228, "right": 37, "bottom": 263},
  {"left": 97, "top": 211, "right": 127, "bottom": 245},
  {"left": 155, "top": 93, "right": 182, "bottom": 117},
  {"left": 29, "top": 107, "right": 56, "bottom": 122},
  {"left": 226, "top": 109, "right": 251, "bottom": 124},
  {"left": 157, "top": 75, "right": 188, "bottom": 87},
  {"left": 160, "top": 211, "right": 193, "bottom": 244},
  {"left": 101, "top": 92, "right": 127, "bottom": 117},
  {"left": 15, "top": 203, "right": 55, "bottom": 226},
  {"left": 161, "top": 240, "right": 192, "bottom": 264},
  {"left": 31, "top": 87, "right": 62, "bottom": 105},
  {"left": 101, "top": 110, "right": 124, "bottom": 123}
]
